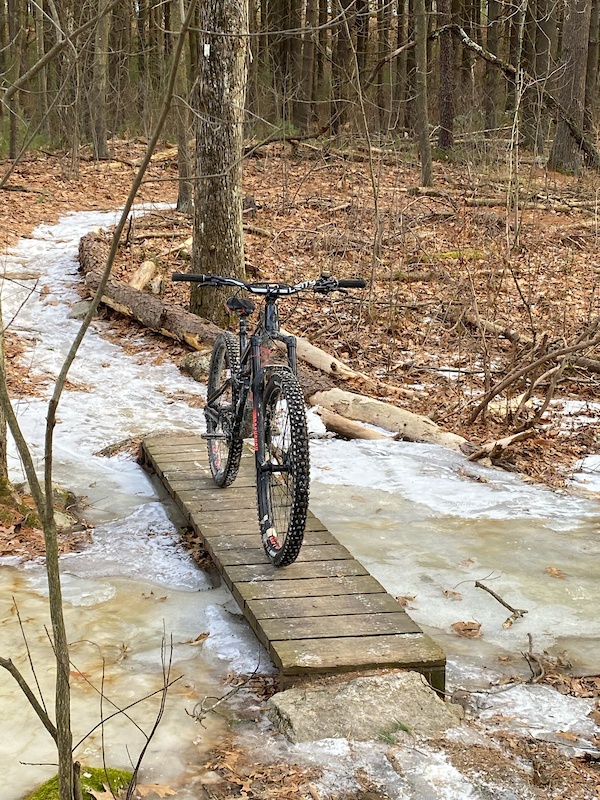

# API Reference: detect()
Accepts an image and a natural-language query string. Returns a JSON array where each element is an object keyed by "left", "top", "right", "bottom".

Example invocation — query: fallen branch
[
  {"left": 475, "top": 581, "right": 528, "bottom": 627},
  {"left": 468, "top": 323, "right": 600, "bottom": 423},
  {"left": 316, "top": 407, "right": 392, "bottom": 440},
  {"left": 312, "top": 387, "right": 467, "bottom": 449},
  {"left": 467, "top": 429, "right": 535, "bottom": 462}
]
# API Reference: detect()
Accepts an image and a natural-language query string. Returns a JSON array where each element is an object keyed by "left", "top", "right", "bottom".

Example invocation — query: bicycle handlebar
[{"left": 171, "top": 272, "right": 366, "bottom": 295}]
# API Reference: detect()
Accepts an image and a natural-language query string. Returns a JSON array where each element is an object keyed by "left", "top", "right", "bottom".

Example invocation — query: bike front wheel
[
  {"left": 257, "top": 369, "right": 310, "bottom": 566},
  {"left": 205, "top": 332, "right": 244, "bottom": 487}
]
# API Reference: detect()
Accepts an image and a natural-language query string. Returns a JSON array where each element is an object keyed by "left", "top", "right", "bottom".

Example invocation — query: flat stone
[
  {"left": 68, "top": 299, "right": 93, "bottom": 319},
  {"left": 180, "top": 350, "right": 211, "bottom": 381},
  {"left": 266, "top": 671, "right": 463, "bottom": 743}
]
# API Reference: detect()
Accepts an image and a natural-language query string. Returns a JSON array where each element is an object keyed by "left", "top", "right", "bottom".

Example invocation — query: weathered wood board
[{"left": 142, "top": 434, "right": 446, "bottom": 691}]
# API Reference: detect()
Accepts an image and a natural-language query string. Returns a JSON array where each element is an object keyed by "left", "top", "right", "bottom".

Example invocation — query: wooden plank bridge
[{"left": 142, "top": 434, "right": 446, "bottom": 691}]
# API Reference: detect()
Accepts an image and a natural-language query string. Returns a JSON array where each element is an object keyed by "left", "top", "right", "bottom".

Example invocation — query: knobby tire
[
  {"left": 205, "top": 332, "right": 244, "bottom": 487},
  {"left": 257, "top": 369, "right": 310, "bottom": 566}
]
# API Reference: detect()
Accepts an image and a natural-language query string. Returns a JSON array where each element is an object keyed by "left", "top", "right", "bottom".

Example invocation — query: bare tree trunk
[
  {"left": 175, "top": 0, "right": 193, "bottom": 212},
  {"left": 7, "top": 0, "right": 20, "bottom": 159},
  {"left": 190, "top": 0, "right": 248, "bottom": 325},
  {"left": 482, "top": 0, "right": 500, "bottom": 136},
  {"left": 331, "top": 0, "right": 355, "bottom": 135},
  {"left": 438, "top": 0, "right": 454, "bottom": 149},
  {"left": 584, "top": 0, "right": 600, "bottom": 134},
  {"left": 548, "top": 0, "right": 592, "bottom": 173},
  {"left": 414, "top": 0, "right": 432, "bottom": 184},
  {"left": 297, "top": 0, "right": 318, "bottom": 131},
  {"left": 92, "top": 0, "right": 111, "bottom": 159}
]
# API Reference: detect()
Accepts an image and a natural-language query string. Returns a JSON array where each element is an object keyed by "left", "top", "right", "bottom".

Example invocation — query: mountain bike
[{"left": 172, "top": 271, "right": 366, "bottom": 566}]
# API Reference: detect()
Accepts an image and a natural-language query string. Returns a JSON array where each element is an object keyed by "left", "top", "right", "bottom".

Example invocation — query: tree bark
[
  {"left": 437, "top": 0, "right": 454, "bottom": 149},
  {"left": 584, "top": 0, "right": 600, "bottom": 134},
  {"left": 414, "top": 0, "right": 432, "bottom": 185},
  {"left": 92, "top": 0, "right": 111, "bottom": 159},
  {"left": 190, "top": 0, "right": 248, "bottom": 326}
]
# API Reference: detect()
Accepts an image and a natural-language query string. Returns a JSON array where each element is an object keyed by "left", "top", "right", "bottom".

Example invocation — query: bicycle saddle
[{"left": 226, "top": 296, "right": 256, "bottom": 316}]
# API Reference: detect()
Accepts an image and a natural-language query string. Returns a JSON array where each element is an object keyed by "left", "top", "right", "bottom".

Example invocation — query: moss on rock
[{"left": 25, "top": 767, "right": 132, "bottom": 800}]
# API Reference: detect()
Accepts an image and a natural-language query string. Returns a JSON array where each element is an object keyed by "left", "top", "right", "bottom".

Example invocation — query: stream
[{"left": 1, "top": 209, "right": 599, "bottom": 799}]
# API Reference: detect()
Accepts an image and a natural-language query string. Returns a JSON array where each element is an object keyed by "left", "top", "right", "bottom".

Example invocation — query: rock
[
  {"left": 180, "top": 350, "right": 212, "bottom": 381},
  {"left": 266, "top": 671, "right": 463, "bottom": 743},
  {"left": 68, "top": 299, "right": 93, "bottom": 319}
]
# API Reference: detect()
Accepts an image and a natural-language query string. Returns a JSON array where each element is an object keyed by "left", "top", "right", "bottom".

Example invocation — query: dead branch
[
  {"left": 467, "top": 429, "right": 535, "bottom": 462},
  {"left": 468, "top": 324, "right": 600, "bottom": 423},
  {"left": 475, "top": 581, "right": 528, "bottom": 627}
]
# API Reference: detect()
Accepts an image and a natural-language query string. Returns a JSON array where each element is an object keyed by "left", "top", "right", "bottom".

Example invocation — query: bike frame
[{"left": 207, "top": 292, "right": 298, "bottom": 475}]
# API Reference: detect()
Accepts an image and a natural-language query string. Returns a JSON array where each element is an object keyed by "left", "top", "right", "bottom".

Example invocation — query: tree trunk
[
  {"left": 521, "top": 0, "right": 542, "bottom": 152},
  {"left": 190, "top": 0, "right": 248, "bottom": 325},
  {"left": 437, "top": 0, "right": 454, "bottom": 149},
  {"left": 377, "top": 0, "right": 392, "bottom": 134},
  {"left": 7, "top": 0, "right": 20, "bottom": 159},
  {"left": 175, "top": 0, "right": 193, "bottom": 212},
  {"left": 482, "top": 0, "right": 500, "bottom": 136},
  {"left": 92, "top": 0, "right": 111, "bottom": 159},
  {"left": 297, "top": 0, "right": 318, "bottom": 131},
  {"left": 584, "top": 0, "right": 600, "bottom": 134},
  {"left": 331, "top": 0, "right": 355, "bottom": 135},
  {"left": 548, "top": 0, "right": 592, "bottom": 173},
  {"left": 414, "top": 0, "right": 432, "bottom": 184}
]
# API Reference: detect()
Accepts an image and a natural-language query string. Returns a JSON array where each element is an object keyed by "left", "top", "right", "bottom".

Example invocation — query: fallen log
[
  {"left": 316, "top": 407, "right": 392, "bottom": 440},
  {"left": 78, "top": 231, "right": 466, "bottom": 448},
  {"left": 311, "top": 388, "right": 467, "bottom": 450},
  {"left": 129, "top": 259, "right": 157, "bottom": 291}
]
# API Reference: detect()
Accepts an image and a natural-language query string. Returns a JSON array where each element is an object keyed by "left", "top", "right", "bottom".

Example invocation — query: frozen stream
[{"left": 1, "top": 209, "right": 599, "bottom": 798}]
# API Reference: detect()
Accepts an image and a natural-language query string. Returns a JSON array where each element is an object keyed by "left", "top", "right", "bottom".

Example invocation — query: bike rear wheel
[
  {"left": 205, "top": 332, "right": 244, "bottom": 487},
  {"left": 257, "top": 369, "right": 309, "bottom": 566}
]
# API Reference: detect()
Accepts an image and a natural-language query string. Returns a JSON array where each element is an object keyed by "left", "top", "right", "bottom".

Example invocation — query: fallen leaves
[
  {"left": 546, "top": 566, "right": 568, "bottom": 579},
  {"left": 451, "top": 620, "right": 482, "bottom": 638}
]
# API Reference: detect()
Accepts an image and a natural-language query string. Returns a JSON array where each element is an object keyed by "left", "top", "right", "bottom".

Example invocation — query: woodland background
[{"left": 2, "top": 0, "right": 600, "bottom": 489}]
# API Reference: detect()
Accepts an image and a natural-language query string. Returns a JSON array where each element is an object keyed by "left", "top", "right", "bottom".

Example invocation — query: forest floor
[{"left": 1, "top": 139, "right": 600, "bottom": 798}]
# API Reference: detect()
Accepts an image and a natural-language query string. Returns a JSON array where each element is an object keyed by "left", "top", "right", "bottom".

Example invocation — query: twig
[
  {"left": 475, "top": 580, "right": 528, "bottom": 627},
  {"left": 187, "top": 656, "right": 262, "bottom": 727}
]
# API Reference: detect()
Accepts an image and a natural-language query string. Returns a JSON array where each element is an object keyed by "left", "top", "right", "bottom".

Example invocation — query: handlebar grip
[
  {"left": 172, "top": 272, "right": 210, "bottom": 283},
  {"left": 337, "top": 278, "right": 367, "bottom": 289}
]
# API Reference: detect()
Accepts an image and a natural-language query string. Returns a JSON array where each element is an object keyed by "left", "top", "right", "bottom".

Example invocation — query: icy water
[{"left": 1, "top": 209, "right": 599, "bottom": 798}]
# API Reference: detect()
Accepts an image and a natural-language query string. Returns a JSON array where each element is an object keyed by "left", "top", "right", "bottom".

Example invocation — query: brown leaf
[
  {"left": 136, "top": 785, "right": 176, "bottom": 798},
  {"left": 182, "top": 632, "right": 210, "bottom": 645},
  {"left": 451, "top": 620, "right": 482, "bottom": 638},
  {"left": 89, "top": 785, "right": 119, "bottom": 800},
  {"left": 443, "top": 590, "right": 462, "bottom": 601},
  {"left": 545, "top": 566, "right": 567, "bottom": 579},
  {"left": 395, "top": 594, "right": 416, "bottom": 607}
]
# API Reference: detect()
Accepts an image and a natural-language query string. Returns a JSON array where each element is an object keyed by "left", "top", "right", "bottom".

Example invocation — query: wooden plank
[
  {"left": 177, "top": 490, "right": 258, "bottom": 511},
  {"left": 246, "top": 592, "right": 402, "bottom": 619},
  {"left": 209, "top": 529, "right": 337, "bottom": 550},
  {"left": 213, "top": 544, "right": 353, "bottom": 567},
  {"left": 166, "top": 474, "right": 256, "bottom": 490},
  {"left": 144, "top": 435, "right": 205, "bottom": 450},
  {"left": 273, "top": 633, "right": 446, "bottom": 673},
  {"left": 261, "top": 612, "right": 420, "bottom": 641},
  {"left": 226, "top": 560, "right": 369, "bottom": 584},
  {"left": 234, "top": 575, "right": 386, "bottom": 602}
]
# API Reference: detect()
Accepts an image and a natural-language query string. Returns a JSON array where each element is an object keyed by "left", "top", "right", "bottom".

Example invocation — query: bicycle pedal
[{"left": 201, "top": 433, "right": 228, "bottom": 440}]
